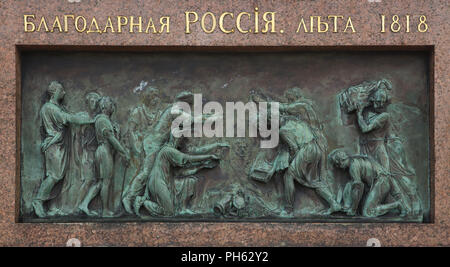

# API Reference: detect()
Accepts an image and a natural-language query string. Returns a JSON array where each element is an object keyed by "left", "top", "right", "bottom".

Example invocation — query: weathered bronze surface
[{"left": 19, "top": 51, "right": 430, "bottom": 222}]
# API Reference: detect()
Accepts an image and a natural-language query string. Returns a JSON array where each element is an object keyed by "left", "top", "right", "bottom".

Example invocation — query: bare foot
[
  {"left": 32, "top": 200, "right": 46, "bottom": 218},
  {"left": 122, "top": 197, "right": 133, "bottom": 214},
  {"left": 143, "top": 200, "right": 164, "bottom": 216},
  {"left": 134, "top": 196, "right": 145, "bottom": 216},
  {"left": 279, "top": 208, "right": 294, "bottom": 218},
  {"left": 79, "top": 206, "right": 99, "bottom": 217},
  {"left": 345, "top": 209, "right": 357, "bottom": 216}
]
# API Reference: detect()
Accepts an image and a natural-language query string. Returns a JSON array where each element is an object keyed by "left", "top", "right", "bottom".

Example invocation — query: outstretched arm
[
  {"left": 183, "top": 153, "right": 219, "bottom": 163},
  {"left": 175, "top": 107, "right": 222, "bottom": 125},
  {"left": 165, "top": 147, "right": 219, "bottom": 169},
  {"left": 67, "top": 112, "right": 93, "bottom": 125},
  {"left": 187, "top": 142, "right": 230, "bottom": 155},
  {"left": 177, "top": 160, "right": 218, "bottom": 176},
  {"left": 178, "top": 167, "right": 203, "bottom": 177},
  {"left": 279, "top": 102, "right": 311, "bottom": 115}
]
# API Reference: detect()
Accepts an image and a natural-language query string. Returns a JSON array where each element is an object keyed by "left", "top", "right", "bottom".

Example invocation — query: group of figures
[
  {"left": 29, "top": 78, "right": 423, "bottom": 221},
  {"left": 248, "top": 79, "right": 422, "bottom": 219},
  {"left": 32, "top": 81, "right": 227, "bottom": 218}
]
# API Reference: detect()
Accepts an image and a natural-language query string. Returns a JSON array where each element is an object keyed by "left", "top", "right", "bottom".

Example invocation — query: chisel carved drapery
[{"left": 19, "top": 52, "right": 430, "bottom": 222}]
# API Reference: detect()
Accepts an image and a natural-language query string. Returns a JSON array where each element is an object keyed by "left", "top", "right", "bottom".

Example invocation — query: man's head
[
  {"left": 370, "top": 88, "right": 388, "bottom": 110},
  {"left": 85, "top": 92, "right": 101, "bottom": 113},
  {"left": 328, "top": 149, "right": 350, "bottom": 169},
  {"left": 47, "top": 81, "right": 65, "bottom": 102},
  {"left": 370, "top": 79, "right": 392, "bottom": 110},
  {"left": 98, "top": 96, "right": 116, "bottom": 117},
  {"left": 249, "top": 89, "right": 267, "bottom": 103},
  {"left": 284, "top": 87, "right": 303, "bottom": 103},
  {"left": 142, "top": 86, "right": 160, "bottom": 107}
]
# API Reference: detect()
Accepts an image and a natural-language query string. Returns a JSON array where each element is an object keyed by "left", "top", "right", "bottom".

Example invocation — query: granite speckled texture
[{"left": 0, "top": 0, "right": 448, "bottom": 246}]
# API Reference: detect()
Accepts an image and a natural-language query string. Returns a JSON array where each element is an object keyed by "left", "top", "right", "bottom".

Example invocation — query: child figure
[{"left": 94, "top": 96, "right": 130, "bottom": 217}]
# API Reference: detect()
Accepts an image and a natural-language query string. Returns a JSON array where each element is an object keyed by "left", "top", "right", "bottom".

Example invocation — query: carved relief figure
[
  {"left": 127, "top": 87, "right": 162, "bottom": 166},
  {"left": 328, "top": 149, "right": 409, "bottom": 217},
  {"left": 128, "top": 87, "right": 162, "bottom": 156},
  {"left": 25, "top": 71, "right": 426, "bottom": 222},
  {"left": 136, "top": 129, "right": 228, "bottom": 217},
  {"left": 122, "top": 91, "right": 216, "bottom": 215},
  {"left": 122, "top": 91, "right": 189, "bottom": 213},
  {"left": 120, "top": 86, "right": 163, "bottom": 210},
  {"left": 278, "top": 88, "right": 341, "bottom": 215},
  {"left": 76, "top": 92, "right": 102, "bottom": 216},
  {"left": 93, "top": 96, "right": 130, "bottom": 217},
  {"left": 248, "top": 90, "right": 289, "bottom": 183},
  {"left": 32, "top": 81, "right": 93, "bottom": 218},
  {"left": 338, "top": 79, "right": 422, "bottom": 217}
]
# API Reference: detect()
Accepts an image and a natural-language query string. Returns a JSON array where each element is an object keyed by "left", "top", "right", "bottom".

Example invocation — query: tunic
[
  {"left": 94, "top": 114, "right": 116, "bottom": 179},
  {"left": 40, "top": 102, "right": 70, "bottom": 184},
  {"left": 147, "top": 145, "right": 197, "bottom": 215},
  {"left": 280, "top": 119, "right": 327, "bottom": 189}
]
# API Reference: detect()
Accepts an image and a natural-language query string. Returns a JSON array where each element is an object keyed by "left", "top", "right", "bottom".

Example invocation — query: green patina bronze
[{"left": 19, "top": 51, "right": 430, "bottom": 222}]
